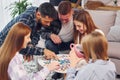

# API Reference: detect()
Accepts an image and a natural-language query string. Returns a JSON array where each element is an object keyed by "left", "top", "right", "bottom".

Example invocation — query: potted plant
[{"left": 7, "top": 0, "right": 32, "bottom": 18}]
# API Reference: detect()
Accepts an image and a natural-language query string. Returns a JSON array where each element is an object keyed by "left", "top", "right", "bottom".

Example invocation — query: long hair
[
  {"left": 0, "top": 22, "right": 31, "bottom": 80},
  {"left": 74, "top": 9, "right": 98, "bottom": 44},
  {"left": 81, "top": 31, "right": 108, "bottom": 62}
]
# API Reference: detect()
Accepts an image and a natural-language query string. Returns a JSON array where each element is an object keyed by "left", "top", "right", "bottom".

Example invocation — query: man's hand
[
  {"left": 44, "top": 48, "right": 58, "bottom": 60},
  {"left": 50, "top": 34, "right": 62, "bottom": 44},
  {"left": 23, "top": 55, "right": 33, "bottom": 62}
]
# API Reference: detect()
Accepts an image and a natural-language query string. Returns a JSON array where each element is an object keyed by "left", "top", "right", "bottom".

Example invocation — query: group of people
[{"left": 0, "top": 1, "right": 116, "bottom": 80}]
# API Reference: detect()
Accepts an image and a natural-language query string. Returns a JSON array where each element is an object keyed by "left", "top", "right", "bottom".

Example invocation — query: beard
[{"left": 38, "top": 18, "right": 49, "bottom": 27}]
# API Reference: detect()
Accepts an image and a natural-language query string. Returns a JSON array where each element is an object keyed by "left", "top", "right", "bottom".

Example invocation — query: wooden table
[{"left": 97, "top": 5, "right": 120, "bottom": 10}]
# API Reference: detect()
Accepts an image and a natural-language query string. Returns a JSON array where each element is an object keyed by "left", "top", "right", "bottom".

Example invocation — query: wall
[{"left": 0, "top": 0, "right": 49, "bottom": 32}]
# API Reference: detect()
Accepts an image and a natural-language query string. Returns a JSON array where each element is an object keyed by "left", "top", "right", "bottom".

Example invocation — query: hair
[
  {"left": 0, "top": 22, "right": 31, "bottom": 80},
  {"left": 81, "top": 31, "right": 108, "bottom": 62},
  {"left": 74, "top": 9, "right": 98, "bottom": 44},
  {"left": 38, "top": 2, "right": 58, "bottom": 20},
  {"left": 58, "top": 1, "right": 72, "bottom": 15}
]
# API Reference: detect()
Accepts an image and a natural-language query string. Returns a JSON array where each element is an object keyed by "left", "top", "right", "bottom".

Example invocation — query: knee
[{"left": 45, "top": 40, "right": 53, "bottom": 47}]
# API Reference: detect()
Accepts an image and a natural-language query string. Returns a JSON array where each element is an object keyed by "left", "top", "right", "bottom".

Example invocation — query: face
[
  {"left": 40, "top": 16, "right": 53, "bottom": 27},
  {"left": 22, "top": 33, "right": 31, "bottom": 48},
  {"left": 74, "top": 20, "right": 87, "bottom": 34},
  {"left": 59, "top": 11, "right": 72, "bottom": 24},
  {"left": 36, "top": 11, "right": 53, "bottom": 27}
]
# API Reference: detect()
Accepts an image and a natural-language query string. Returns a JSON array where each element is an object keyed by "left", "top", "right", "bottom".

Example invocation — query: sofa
[{"left": 86, "top": 9, "right": 120, "bottom": 75}]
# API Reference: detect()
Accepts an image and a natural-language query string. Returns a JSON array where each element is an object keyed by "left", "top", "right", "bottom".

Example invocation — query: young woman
[
  {"left": 66, "top": 31, "right": 116, "bottom": 80},
  {"left": 73, "top": 9, "right": 104, "bottom": 44},
  {"left": 0, "top": 22, "right": 60, "bottom": 80}
]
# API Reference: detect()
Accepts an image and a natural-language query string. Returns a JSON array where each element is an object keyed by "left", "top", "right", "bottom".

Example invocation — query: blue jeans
[{"left": 45, "top": 40, "right": 73, "bottom": 54}]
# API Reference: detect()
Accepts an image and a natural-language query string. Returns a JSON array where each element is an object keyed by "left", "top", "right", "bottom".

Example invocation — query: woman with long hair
[
  {"left": 0, "top": 22, "right": 60, "bottom": 80},
  {"left": 0, "top": 22, "right": 31, "bottom": 80},
  {"left": 73, "top": 9, "right": 104, "bottom": 44}
]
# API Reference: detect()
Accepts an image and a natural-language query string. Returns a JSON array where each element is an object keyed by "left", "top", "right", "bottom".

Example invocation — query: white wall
[{"left": 0, "top": 0, "right": 49, "bottom": 32}]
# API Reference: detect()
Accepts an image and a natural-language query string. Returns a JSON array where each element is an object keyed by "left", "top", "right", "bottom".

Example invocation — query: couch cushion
[
  {"left": 108, "top": 42, "right": 120, "bottom": 59},
  {"left": 86, "top": 10, "right": 116, "bottom": 36},
  {"left": 107, "top": 25, "right": 120, "bottom": 42},
  {"left": 115, "top": 10, "right": 120, "bottom": 26}
]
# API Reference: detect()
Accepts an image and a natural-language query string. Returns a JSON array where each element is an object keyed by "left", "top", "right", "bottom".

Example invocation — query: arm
[
  {"left": 0, "top": 21, "right": 15, "bottom": 46},
  {"left": 8, "top": 53, "right": 49, "bottom": 80},
  {"left": 8, "top": 53, "right": 59, "bottom": 80},
  {"left": 19, "top": 45, "right": 44, "bottom": 55},
  {"left": 20, "top": 44, "right": 57, "bottom": 59},
  {"left": 66, "top": 68, "right": 77, "bottom": 80},
  {"left": 9, "top": 63, "right": 50, "bottom": 80}
]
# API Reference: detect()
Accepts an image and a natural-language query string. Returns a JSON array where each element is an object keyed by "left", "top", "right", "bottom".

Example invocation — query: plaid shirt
[
  {"left": 0, "top": 6, "right": 37, "bottom": 45},
  {"left": 0, "top": 6, "right": 61, "bottom": 55}
]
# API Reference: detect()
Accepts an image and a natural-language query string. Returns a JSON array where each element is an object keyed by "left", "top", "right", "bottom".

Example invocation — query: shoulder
[
  {"left": 9, "top": 53, "right": 23, "bottom": 65},
  {"left": 19, "top": 6, "right": 37, "bottom": 18},
  {"left": 26, "top": 6, "right": 37, "bottom": 12},
  {"left": 95, "top": 29, "right": 105, "bottom": 36}
]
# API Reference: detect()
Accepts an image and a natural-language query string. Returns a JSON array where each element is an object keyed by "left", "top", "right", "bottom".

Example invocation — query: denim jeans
[{"left": 45, "top": 40, "right": 73, "bottom": 54}]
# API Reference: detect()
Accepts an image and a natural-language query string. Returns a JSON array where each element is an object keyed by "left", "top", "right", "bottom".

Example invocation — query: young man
[
  {"left": 0, "top": 2, "right": 60, "bottom": 59},
  {"left": 44, "top": 1, "right": 74, "bottom": 79},
  {"left": 45, "top": 1, "right": 74, "bottom": 54}
]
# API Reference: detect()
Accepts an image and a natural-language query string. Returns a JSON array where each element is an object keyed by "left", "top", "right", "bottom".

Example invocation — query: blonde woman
[
  {"left": 66, "top": 31, "right": 116, "bottom": 80},
  {"left": 0, "top": 22, "right": 60, "bottom": 80}
]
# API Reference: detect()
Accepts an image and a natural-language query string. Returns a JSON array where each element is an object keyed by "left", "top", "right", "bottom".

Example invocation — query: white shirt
[
  {"left": 8, "top": 52, "right": 50, "bottom": 80},
  {"left": 66, "top": 59, "right": 116, "bottom": 80},
  {"left": 59, "top": 17, "right": 74, "bottom": 42}
]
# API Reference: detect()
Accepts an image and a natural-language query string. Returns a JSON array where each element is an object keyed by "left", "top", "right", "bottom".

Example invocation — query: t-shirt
[{"left": 59, "top": 18, "right": 74, "bottom": 42}]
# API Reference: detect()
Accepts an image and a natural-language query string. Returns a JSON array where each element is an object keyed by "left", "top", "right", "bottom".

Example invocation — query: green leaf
[{"left": 6, "top": 0, "right": 32, "bottom": 18}]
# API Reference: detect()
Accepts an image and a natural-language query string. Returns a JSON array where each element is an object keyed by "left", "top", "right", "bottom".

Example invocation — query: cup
[{"left": 70, "top": 43, "right": 84, "bottom": 58}]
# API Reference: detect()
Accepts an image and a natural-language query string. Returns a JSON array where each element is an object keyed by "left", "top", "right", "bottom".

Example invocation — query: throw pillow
[
  {"left": 107, "top": 25, "right": 120, "bottom": 42},
  {"left": 86, "top": 10, "right": 116, "bottom": 36}
]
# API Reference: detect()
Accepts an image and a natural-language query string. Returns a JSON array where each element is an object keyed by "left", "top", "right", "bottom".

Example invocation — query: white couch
[{"left": 87, "top": 9, "right": 120, "bottom": 75}]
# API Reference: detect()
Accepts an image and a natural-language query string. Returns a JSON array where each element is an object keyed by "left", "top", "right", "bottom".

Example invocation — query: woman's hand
[
  {"left": 47, "top": 61, "right": 60, "bottom": 71},
  {"left": 69, "top": 48, "right": 81, "bottom": 68}
]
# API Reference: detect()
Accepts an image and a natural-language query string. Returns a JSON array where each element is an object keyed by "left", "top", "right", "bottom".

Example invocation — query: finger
[
  {"left": 46, "top": 56, "right": 51, "bottom": 60},
  {"left": 27, "top": 55, "right": 30, "bottom": 62},
  {"left": 23, "top": 55, "right": 27, "bottom": 61},
  {"left": 54, "top": 55, "right": 59, "bottom": 60},
  {"left": 30, "top": 55, "right": 33, "bottom": 60}
]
